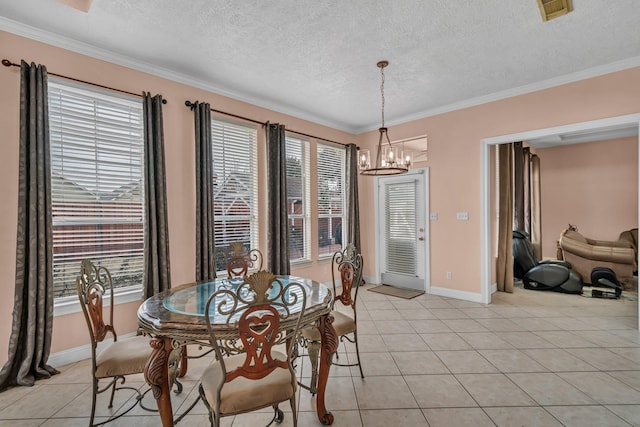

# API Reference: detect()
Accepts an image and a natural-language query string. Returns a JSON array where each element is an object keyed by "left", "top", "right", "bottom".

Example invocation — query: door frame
[
  {"left": 480, "top": 113, "right": 640, "bottom": 321},
  {"left": 373, "top": 167, "right": 430, "bottom": 292}
]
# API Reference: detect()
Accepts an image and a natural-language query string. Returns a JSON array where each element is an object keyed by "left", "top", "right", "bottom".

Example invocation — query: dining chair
[
  {"left": 199, "top": 270, "right": 307, "bottom": 427},
  {"left": 76, "top": 259, "right": 182, "bottom": 426},
  {"left": 225, "top": 242, "right": 264, "bottom": 278},
  {"left": 300, "top": 244, "right": 364, "bottom": 394}
]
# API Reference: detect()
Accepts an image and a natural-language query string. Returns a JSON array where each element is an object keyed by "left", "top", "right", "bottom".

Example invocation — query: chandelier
[{"left": 359, "top": 61, "right": 413, "bottom": 176}]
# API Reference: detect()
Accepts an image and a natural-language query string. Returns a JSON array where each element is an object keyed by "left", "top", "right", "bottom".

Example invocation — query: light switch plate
[
  {"left": 456, "top": 212, "right": 469, "bottom": 221},
  {"left": 430, "top": 212, "right": 438, "bottom": 221}
]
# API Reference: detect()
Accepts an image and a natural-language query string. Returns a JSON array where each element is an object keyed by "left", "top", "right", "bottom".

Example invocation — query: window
[
  {"left": 212, "top": 119, "right": 258, "bottom": 273},
  {"left": 285, "top": 134, "right": 311, "bottom": 262},
  {"left": 48, "top": 80, "right": 144, "bottom": 300},
  {"left": 316, "top": 142, "right": 345, "bottom": 257}
]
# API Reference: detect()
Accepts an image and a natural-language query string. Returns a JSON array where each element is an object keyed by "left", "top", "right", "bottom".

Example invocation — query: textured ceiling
[{"left": 1, "top": 0, "right": 639, "bottom": 133}]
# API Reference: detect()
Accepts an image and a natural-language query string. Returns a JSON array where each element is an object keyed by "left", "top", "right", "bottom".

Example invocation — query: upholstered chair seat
[
  {"left": 94, "top": 335, "right": 152, "bottom": 379},
  {"left": 301, "top": 310, "right": 355, "bottom": 341}
]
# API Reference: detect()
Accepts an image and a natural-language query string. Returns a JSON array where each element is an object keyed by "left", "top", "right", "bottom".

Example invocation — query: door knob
[{"left": 418, "top": 237, "right": 424, "bottom": 241}]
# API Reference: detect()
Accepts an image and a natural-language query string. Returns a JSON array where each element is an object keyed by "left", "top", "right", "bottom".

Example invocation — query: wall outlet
[
  {"left": 446, "top": 271, "right": 452, "bottom": 280},
  {"left": 430, "top": 212, "right": 438, "bottom": 221},
  {"left": 456, "top": 212, "right": 469, "bottom": 221}
]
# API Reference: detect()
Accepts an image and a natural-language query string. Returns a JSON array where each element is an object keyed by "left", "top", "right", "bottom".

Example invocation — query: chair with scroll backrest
[
  {"left": 77, "top": 259, "right": 154, "bottom": 426},
  {"left": 224, "top": 242, "right": 264, "bottom": 278},
  {"left": 199, "top": 270, "right": 306, "bottom": 427},
  {"left": 300, "top": 244, "right": 364, "bottom": 394}
]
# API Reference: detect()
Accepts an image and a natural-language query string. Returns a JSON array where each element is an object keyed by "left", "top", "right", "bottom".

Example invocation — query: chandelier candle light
[{"left": 359, "top": 60, "right": 413, "bottom": 176}]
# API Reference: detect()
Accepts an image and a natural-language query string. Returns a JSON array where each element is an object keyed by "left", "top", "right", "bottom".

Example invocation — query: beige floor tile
[
  {"left": 445, "top": 319, "right": 489, "bottom": 333},
  {"left": 573, "top": 330, "right": 640, "bottom": 347},
  {"left": 407, "top": 319, "right": 452, "bottom": 333},
  {"left": 457, "top": 332, "right": 514, "bottom": 350},
  {"left": 564, "top": 347, "right": 640, "bottom": 371},
  {"left": 476, "top": 318, "right": 526, "bottom": 332},
  {"left": 399, "top": 309, "right": 437, "bottom": 320},
  {"left": 606, "top": 370, "right": 640, "bottom": 391},
  {"left": 0, "top": 420, "right": 43, "bottom": 426},
  {"left": 484, "top": 406, "right": 564, "bottom": 426},
  {"left": 522, "top": 348, "right": 598, "bottom": 372},
  {"left": 519, "top": 318, "right": 563, "bottom": 331},
  {"left": 391, "top": 351, "right": 449, "bottom": 375},
  {"left": 0, "top": 383, "right": 87, "bottom": 419},
  {"left": 429, "top": 308, "right": 470, "bottom": 320},
  {"left": 557, "top": 372, "right": 640, "bottom": 404},
  {"left": 368, "top": 310, "right": 403, "bottom": 321},
  {"left": 455, "top": 373, "right": 537, "bottom": 407},
  {"left": 404, "top": 374, "right": 477, "bottom": 408},
  {"left": 350, "top": 352, "right": 400, "bottom": 376},
  {"left": 423, "top": 407, "right": 495, "bottom": 426},
  {"left": 298, "top": 410, "right": 363, "bottom": 426},
  {"left": 496, "top": 331, "right": 556, "bottom": 349},
  {"left": 418, "top": 299, "right": 455, "bottom": 309},
  {"left": 420, "top": 333, "right": 472, "bottom": 351},
  {"left": 381, "top": 333, "right": 429, "bottom": 352},
  {"left": 373, "top": 320, "right": 412, "bottom": 334},
  {"left": 460, "top": 308, "right": 503, "bottom": 318},
  {"left": 355, "top": 320, "right": 379, "bottom": 334},
  {"left": 389, "top": 299, "right": 425, "bottom": 310},
  {"left": 435, "top": 350, "right": 499, "bottom": 374},
  {"left": 545, "top": 405, "right": 632, "bottom": 427},
  {"left": 352, "top": 376, "right": 418, "bottom": 410},
  {"left": 360, "top": 409, "right": 428, "bottom": 426},
  {"left": 299, "top": 376, "right": 358, "bottom": 412},
  {"left": 344, "top": 334, "right": 387, "bottom": 353},
  {"left": 606, "top": 405, "right": 640, "bottom": 426},
  {"left": 507, "top": 372, "right": 596, "bottom": 405},
  {"left": 608, "top": 347, "right": 640, "bottom": 363},
  {"left": 532, "top": 330, "right": 600, "bottom": 348},
  {"left": 478, "top": 349, "right": 548, "bottom": 373}
]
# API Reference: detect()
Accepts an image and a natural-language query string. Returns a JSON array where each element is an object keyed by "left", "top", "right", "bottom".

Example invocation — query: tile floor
[{"left": 1, "top": 283, "right": 639, "bottom": 426}]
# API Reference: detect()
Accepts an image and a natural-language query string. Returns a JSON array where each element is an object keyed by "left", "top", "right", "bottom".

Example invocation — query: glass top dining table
[{"left": 138, "top": 275, "right": 339, "bottom": 426}]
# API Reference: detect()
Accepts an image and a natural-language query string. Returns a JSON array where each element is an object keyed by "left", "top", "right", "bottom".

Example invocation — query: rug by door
[{"left": 367, "top": 284, "right": 424, "bottom": 299}]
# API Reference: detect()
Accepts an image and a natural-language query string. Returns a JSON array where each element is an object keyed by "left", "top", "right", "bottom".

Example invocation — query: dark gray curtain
[
  {"left": 497, "top": 143, "right": 514, "bottom": 293},
  {"left": 266, "top": 123, "right": 290, "bottom": 275},
  {"left": 345, "top": 144, "right": 361, "bottom": 252},
  {"left": 142, "top": 93, "right": 171, "bottom": 299},
  {"left": 0, "top": 61, "right": 59, "bottom": 391},
  {"left": 193, "top": 102, "right": 216, "bottom": 281}
]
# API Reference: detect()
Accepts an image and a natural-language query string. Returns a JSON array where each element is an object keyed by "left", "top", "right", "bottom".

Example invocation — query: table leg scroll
[
  {"left": 145, "top": 337, "right": 174, "bottom": 427},
  {"left": 316, "top": 313, "right": 338, "bottom": 425}
]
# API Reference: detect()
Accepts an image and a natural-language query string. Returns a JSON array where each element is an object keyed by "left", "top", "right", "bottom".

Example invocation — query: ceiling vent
[{"left": 537, "top": 0, "right": 573, "bottom": 22}]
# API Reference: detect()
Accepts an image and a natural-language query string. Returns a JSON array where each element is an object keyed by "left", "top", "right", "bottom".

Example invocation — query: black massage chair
[{"left": 512, "top": 230, "right": 583, "bottom": 294}]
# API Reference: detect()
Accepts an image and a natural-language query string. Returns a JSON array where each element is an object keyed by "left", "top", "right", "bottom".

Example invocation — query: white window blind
[
  {"left": 384, "top": 181, "right": 417, "bottom": 274},
  {"left": 285, "top": 135, "right": 311, "bottom": 262},
  {"left": 316, "top": 142, "right": 345, "bottom": 257},
  {"left": 212, "top": 119, "right": 258, "bottom": 273},
  {"left": 48, "top": 80, "right": 144, "bottom": 300}
]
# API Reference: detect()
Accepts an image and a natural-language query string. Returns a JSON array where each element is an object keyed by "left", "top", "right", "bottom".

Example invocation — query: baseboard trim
[
  {"left": 491, "top": 283, "right": 498, "bottom": 294},
  {"left": 48, "top": 332, "right": 137, "bottom": 368},
  {"left": 429, "top": 286, "right": 485, "bottom": 304}
]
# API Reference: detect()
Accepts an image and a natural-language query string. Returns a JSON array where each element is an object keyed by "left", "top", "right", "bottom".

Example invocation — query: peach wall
[
  {"left": 0, "top": 30, "right": 354, "bottom": 361},
  {"left": 537, "top": 136, "right": 638, "bottom": 258},
  {"left": 356, "top": 67, "right": 640, "bottom": 294}
]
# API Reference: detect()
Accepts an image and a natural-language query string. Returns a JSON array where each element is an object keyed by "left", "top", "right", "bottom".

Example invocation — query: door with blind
[{"left": 377, "top": 169, "right": 428, "bottom": 291}]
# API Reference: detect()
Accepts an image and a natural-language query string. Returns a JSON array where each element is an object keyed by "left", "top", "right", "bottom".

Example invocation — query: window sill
[{"left": 53, "top": 285, "right": 143, "bottom": 317}]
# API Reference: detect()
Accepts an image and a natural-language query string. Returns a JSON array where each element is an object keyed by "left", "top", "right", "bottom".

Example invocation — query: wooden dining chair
[
  {"left": 199, "top": 270, "right": 307, "bottom": 427},
  {"left": 224, "top": 242, "right": 263, "bottom": 278},
  {"left": 300, "top": 244, "right": 364, "bottom": 394}
]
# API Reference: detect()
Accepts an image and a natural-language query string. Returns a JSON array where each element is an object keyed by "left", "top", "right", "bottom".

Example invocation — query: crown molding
[{"left": 353, "top": 55, "right": 640, "bottom": 134}]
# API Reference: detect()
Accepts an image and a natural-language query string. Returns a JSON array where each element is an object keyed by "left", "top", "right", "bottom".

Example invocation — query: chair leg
[
  {"left": 307, "top": 339, "right": 320, "bottom": 395},
  {"left": 290, "top": 396, "right": 298, "bottom": 427},
  {"left": 90, "top": 378, "right": 98, "bottom": 427},
  {"left": 354, "top": 330, "right": 364, "bottom": 379},
  {"left": 108, "top": 378, "right": 117, "bottom": 408}
]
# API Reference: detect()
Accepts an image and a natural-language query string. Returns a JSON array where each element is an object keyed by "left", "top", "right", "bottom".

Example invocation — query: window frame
[
  {"left": 48, "top": 78, "right": 145, "bottom": 314},
  {"left": 285, "top": 133, "right": 311, "bottom": 263},
  {"left": 316, "top": 141, "right": 346, "bottom": 259},
  {"left": 211, "top": 117, "right": 259, "bottom": 276}
]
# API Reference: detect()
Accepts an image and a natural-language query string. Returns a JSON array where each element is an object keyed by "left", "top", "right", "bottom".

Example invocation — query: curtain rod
[
  {"left": 2, "top": 59, "right": 167, "bottom": 104},
  {"left": 184, "top": 100, "right": 357, "bottom": 149}
]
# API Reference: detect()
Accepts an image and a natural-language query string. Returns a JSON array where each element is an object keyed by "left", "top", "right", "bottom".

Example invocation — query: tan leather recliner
[{"left": 559, "top": 229, "right": 636, "bottom": 289}]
